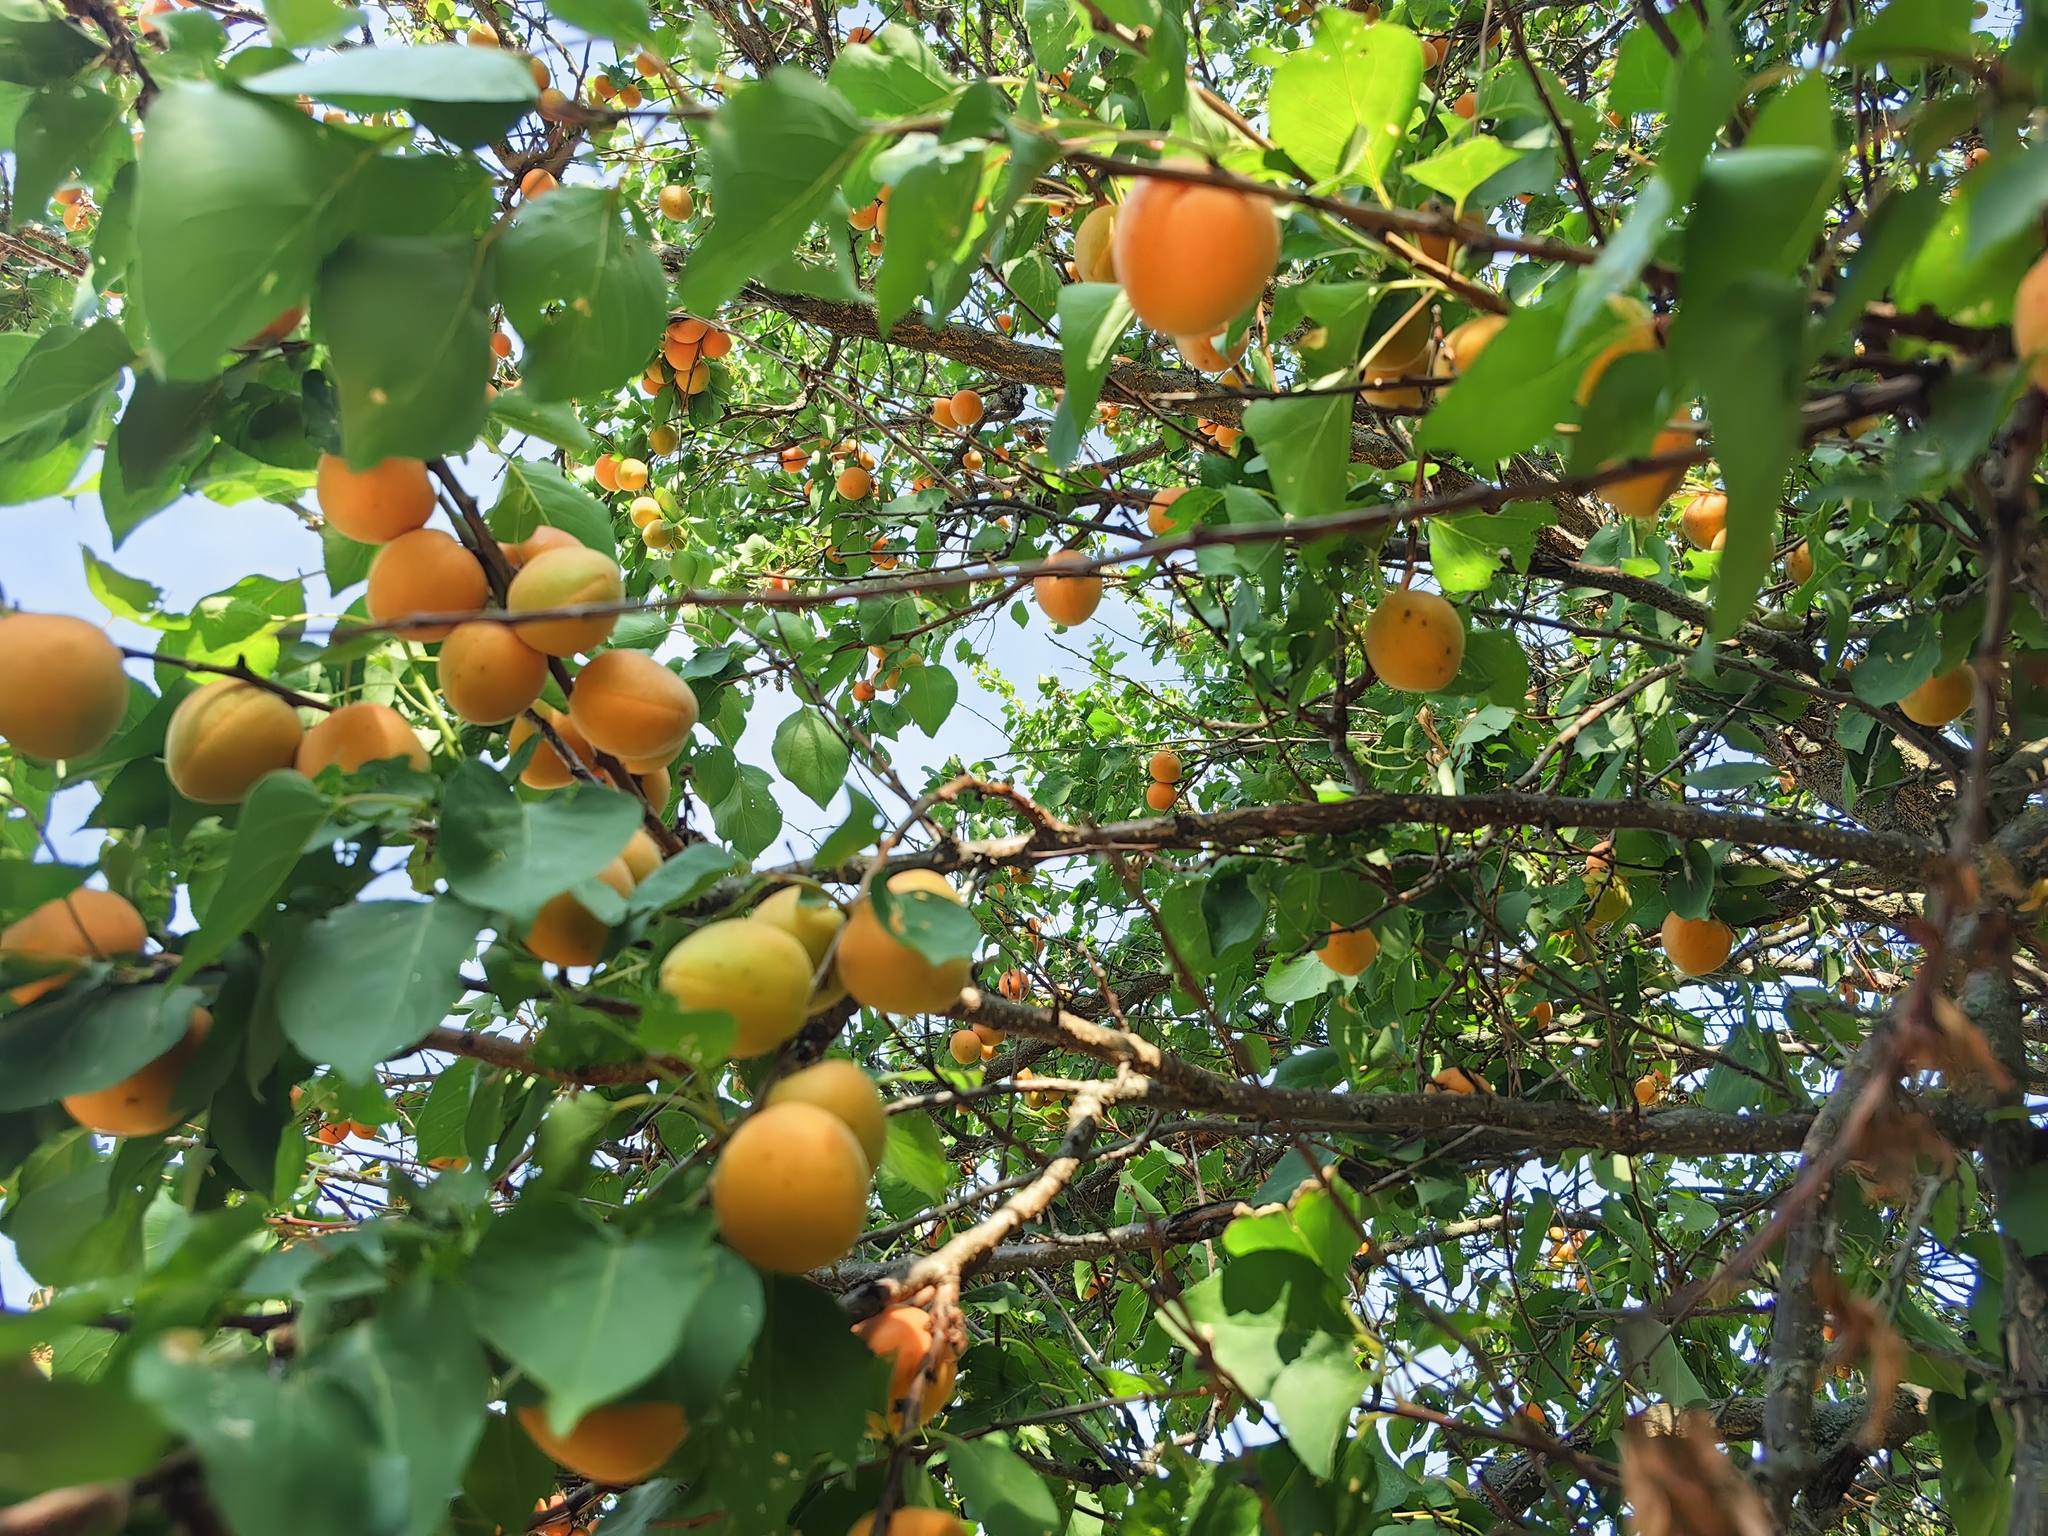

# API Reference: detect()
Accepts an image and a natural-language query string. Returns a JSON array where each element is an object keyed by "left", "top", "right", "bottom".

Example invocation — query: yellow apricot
[
  {"left": 63, "top": 1005, "right": 210, "bottom": 1136},
  {"left": 1599, "top": 424, "right": 1695, "bottom": 520},
  {"left": 1319, "top": 923, "right": 1380, "bottom": 976},
  {"left": 1146, "top": 486, "right": 1186, "bottom": 536},
  {"left": 0, "top": 612, "right": 130, "bottom": 761},
  {"left": 1428, "top": 1065, "right": 1491, "bottom": 1095},
  {"left": 505, "top": 525, "right": 581, "bottom": 567},
  {"left": 367, "top": 529, "right": 489, "bottom": 641},
  {"left": 837, "top": 869, "right": 973, "bottom": 1016},
  {"left": 315, "top": 455, "right": 435, "bottom": 544},
  {"left": 1438, "top": 313, "right": 1508, "bottom": 373},
  {"left": 1176, "top": 329, "right": 1248, "bottom": 372},
  {"left": 568, "top": 650, "right": 699, "bottom": 763},
  {"left": 524, "top": 857, "right": 634, "bottom": 968},
  {"left": 164, "top": 680, "right": 304, "bottom": 804},
  {"left": 1680, "top": 491, "right": 1727, "bottom": 551},
  {"left": 1074, "top": 204, "right": 1118, "bottom": 283},
  {"left": 948, "top": 1028, "right": 983, "bottom": 1065},
  {"left": 517, "top": 1401, "right": 688, "bottom": 1485},
  {"left": 1785, "top": 541, "right": 1815, "bottom": 585},
  {"left": 507, "top": 707, "right": 596, "bottom": 789},
  {"left": 657, "top": 917, "right": 816, "bottom": 1057},
  {"left": 621, "top": 828, "right": 662, "bottom": 884},
  {"left": 1365, "top": 590, "right": 1465, "bottom": 693},
  {"left": 506, "top": 545, "right": 625, "bottom": 656},
  {"left": 2, "top": 888, "right": 149, "bottom": 1005},
  {"left": 1033, "top": 550, "right": 1102, "bottom": 626},
  {"left": 1574, "top": 306, "right": 1658, "bottom": 406},
  {"left": 713, "top": 1101, "right": 871, "bottom": 1271},
  {"left": 437, "top": 621, "right": 549, "bottom": 725},
  {"left": 1113, "top": 170, "right": 1278, "bottom": 336},
  {"left": 751, "top": 885, "right": 846, "bottom": 1008},
  {"left": 1900, "top": 666, "right": 1974, "bottom": 727},
  {"left": 854, "top": 1305, "right": 957, "bottom": 1431},
  {"left": 2014, "top": 251, "right": 2048, "bottom": 391},
  {"left": 766, "top": 1057, "right": 887, "bottom": 1169},
  {"left": 615, "top": 458, "right": 650, "bottom": 491},
  {"left": 1660, "top": 912, "right": 1733, "bottom": 977},
  {"left": 295, "top": 701, "right": 427, "bottom": 776},
  {"left": 658, "top": 185, "right": 695, "bottom": 220}
]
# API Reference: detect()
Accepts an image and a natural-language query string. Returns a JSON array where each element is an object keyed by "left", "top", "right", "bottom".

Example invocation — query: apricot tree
[{"left": 0, "top": 0, "right": 2045, "bottom": 1534}]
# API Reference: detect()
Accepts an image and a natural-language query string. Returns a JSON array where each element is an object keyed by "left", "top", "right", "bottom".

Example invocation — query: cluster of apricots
[
  {"left": 1143, "top": 747, "right": 1182, "bottom": 811},
  {"left": 848, "top": 184, "right": 891, "bottom": 257},
  {"left": 645, "top": 313, "right": 731, "bottom": 398},
  {"left": 947, "top": 1020, "right": 1007, "bottom": 1065}
]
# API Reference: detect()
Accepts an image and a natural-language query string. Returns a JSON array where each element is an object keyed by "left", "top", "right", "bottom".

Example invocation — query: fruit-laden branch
[
  {"left": 1479, "top": 1387, "right": 1933, "bottom": 1519},
  {"left": 416, "top": 1025, "right": 691, "bottom": 1085}
]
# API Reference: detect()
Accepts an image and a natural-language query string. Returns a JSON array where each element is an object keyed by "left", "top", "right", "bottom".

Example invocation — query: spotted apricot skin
[{"left": 1364, "top": 590, "right": 1465, "bottom": 694}]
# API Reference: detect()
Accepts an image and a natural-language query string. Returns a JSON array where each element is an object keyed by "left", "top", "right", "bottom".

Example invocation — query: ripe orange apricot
[
  {"left": 1148, "top": 748, "right": 1182, "bottom": 783},
  {"left": 1438, "top": 313, "right": 1508, "bottom": 373},
  {"left": 507, "top": 545, "right": 625, "bottom": 656},
  {"left": 766, "top": 1057, "right": 886, "bottom": 1167},
  {"left": 569, "top": 650, "right": 700, "bottom": 763},
  {"left": 855, "top": 1305, "right": 958, "bottom": 1431},
  {"left": 658, "top": 184, "right": 695, "bottom": 220},
  {"left": 1176, "top": 328, "right": 1250, "bottom": 372},
  {"left": 1661, "top": 912, "right": 1733, "bottom": 977},
  {"left": 1365, "top": 589, "right": 1465, "bottom": 693},
  {"left": 932, "top": 396, "right": 958, "bottom": 429},
  {"left": 0, "top": 612, "right": 130, "bottom": 761},
  {"left": 63, "top": 1005, "right": 211, "bottom": 1136},
  {"left": 1680, "top": 491, "right": 1728, "bottom": 550},
  {"left": 1074, "top": 204, "right": 1118, "bottom": 283},
  {"left": 657, "top": 917, "right": 816, "bottom": 1057},
  {"left": 507, "top": 707, "right": 596, "bottom": 789},
  {"left": 950, "top": 389, "right": 985, "bottom": 426},
  {"left": 367, "top": 529, "right": 489, "bottom": 641},
  {"left": 837, "top": 464, "right": 873, "bottom": 500},
  {"left": 1033, "top": 549, "right": 1102, "bottom": 626},
  {"left": 1141, "top": 780, "right": 1174, "bottom": 811},
  {"left": 1900, "top": 666, "right": 1974, "bottom": 727},
  {"left": 838, "top": 869, "right": 974, "bottom": 1016},
  {"left": 948, "top": 1028, "right": 983, "bottom": 1065},
  {"left": 2014, "top": 251, "right": 2048, "bottom": 391},
  {"left": 849, "top": 1512, "right": 968, "bottom": 1536},
  {"left": 517, "top": 1401, "right": 688, "bottom": 1485},
  {"left": 165, "top": 680, "right": 304, "bottom": 804},
  {"left": 1146, "top": 486, "right": 1186, "bottom": 536},
  {"left": 1319, "top": 922, "right": 1380, "bottom": 976},
  {"left": 974, "top": 1022, "right": 1004, "bottom": 1046},
  {"left": 519, "top": 168, "right": 556, "bottom": 199},
  {"left": 1452, "top": 90, "right": 1477, "bottom": 119},
  {"left": 2, "top": 888, "right": 149, "bottom": 1005},
  {"left": 295, "top": 701, "right": 427, "bottom": 777},
  {"left": 506, "top": 525, "right": 581, "bottom": 566},
  {"left": 437, "top": 621, "right": 549, "bottom": 725},
  {"left": 525, "top": 857, "right": 635, "bottom": 968},
  {"left": 712, "top": 1101, "right": 871, "bottom": 1271},
  {"left": 594, "top": 454, "right": 622, "bottom": 492},
  {"left": 1113, "top": 170, "right": 1279, "bottom": 337},
  {"left": 1429, "top": 1065, "right": 1492, "bottom": 1094},
  {"left": 1785, "top": 540, "right": 1815, "bottom": 585},
  {"left": 751, "top": 885, "right": 846, "bottom": 1007},
  {"left": 1634, "top": 1071, "right": 1669, "bottom": 1106},
  {"left": 1599, "top": 424, "right": 1696, "bottom": 519},
  {"left": 315, "top": 455, "right": 436, "bottom": 545}
]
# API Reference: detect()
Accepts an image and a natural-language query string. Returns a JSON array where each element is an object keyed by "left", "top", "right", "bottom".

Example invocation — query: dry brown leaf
[
  {"left": 1846, "top": 1097, "right": 1954, "bottom": 1205},
  {"left": 1621, "top": 1410, "right": 1775, "bottom": 1536},
  {"left": 1813, "top": 1269, "right": 1908, "bottom": 1449},
  {"left": 1909, "top": 995, "right": 2015, "bottom": 1091}
]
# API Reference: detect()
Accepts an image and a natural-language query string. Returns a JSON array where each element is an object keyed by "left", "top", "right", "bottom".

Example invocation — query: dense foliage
[{"left": 2, "top": 0, "right": 2047, "bottom": 1533}]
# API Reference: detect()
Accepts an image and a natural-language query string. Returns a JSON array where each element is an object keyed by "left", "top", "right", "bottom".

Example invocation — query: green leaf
[
  {"left": 1837, "top": 0, "right": 1973, "bottom": 64},
  {"left": 488, "top": 388, "right": 596, "bottom": 455},
  {"left": 0, "top": 982, "right": 205, "bottom": 1113},
  {"left": 246, "top": 44, "right": 540, "bottom": 146},
  {"left": 0, "top": 321, "right": 130, "bottom": 448},
  {"left": 868, "top": 884, "right": 981, "bottom": 967},
  {"left": 1850, "top": 616, "right": 1941, "bottom": 707},
  {"left": 440, "top": 761, "right": 646, "bottom": 923},
  {"left": 1242, "top": 382, "right": 1351, "bottom": 518},
  {"left": 1052, "top": 282, "right": 1133, "bottom": 464},
  {"left": 945, "top": 1437, "right": 1062, "bottom": 1536},
  {"left": 465, "top": 1199, "right": 717, "bottom": 1431},
  {"left": 902, "top": 662, "right": 958, "bottom": 736},
  {"left": 874, "top": 139, "right": 985, "bottom": 334},
  {"left": 1667, "top": 271, "right": 1805, "bottom": 640},
  {"left": 1023, "top": 0, "right": 1081, "bottom": 72},
  {"left": 131, "top": 1341, "right": 402, "bottom": 1536},
  {"left": 8, "top": 80, "right": 118, "bottom": 225},
  {"left": 827, "top": 23, "right": 959, "bottom": 115},
  {"left": 1563, "top": 178, "right": 1672, "bottom": 346},
  {"left": 0, "top": 7, "right": 101, "bottom": 86},
  {"left": 813, "top": 790, "right": 880, "bottom": 868},
  {"left": 262, "top": 0, "right": 363, "bottom": 48},
  {"left": 132, "top": 84, "right": 364, "bottom": 381},
  {"left": 326, "top": 1282, "right": 490, "bottom": 1536},
  {"left": 489, "top": 457, "right": 616, "bottom": 552},
  {"left": 1894, "top": 172, "right": 2041, "bottom": 326},
  {"left": 772, "top": 708, "right": 851, "bottom": 810},
  {"left": 1684, "top": 148, "right": 1837, "bottom": 307},
  {"left": 689, "top": 1277, "right": 889, "bottom": 1536},
  {"left": 461, "top": 1412, "right": 556, "bottom": 1536},
  {"left": 625, "top": 841, "right": 735, "bottom": 917},
  {"left": 498, "top": 185, "right": 669, "bottom": 402},
  {"left": 1165, "top": 1250, "right": 1364, "bottom": 1479},
  {"left": 546, "top": 0, "right": 650, "bottom": 44},
  {"left": 1415, "top": 297, "right": 1616, "bottom": 465},
  {"left": 116, "top": 371, "right": 221, "bottom": 487},
  {"left": 317, "top": 234, "right": 494, "bottom": 466},
  {"left": 882, "top": 1109, "right": 949, "bottom": 1199},
  {"left": 174, "top": 771, "right": 327, "bottom": 982},
  {"left": 276, "top": 898, "right": 486, "bottom": 1078},
  {"left": 1607, "top": 28, "right": 1671, "bottom": 119},
  {"left": 1426, "top": 503, "right": 1553, "bottom": 592},
  {"left": 1930, "top": 1393, "right": 2014, "bottom": 1536},
  {"left": 1450, "top": 628, "right": 1530, "bottom": 708},
  {"left": 1668, "top": 842, "right": 1716, "bottom": 922},
  {"left": 1268, "top": 14, "right": 1422, "bottom": 197},
  {"left": 705, "top": 762, "right": 782, "bottom": 859},
  {"left": 1406, "top": 134, "right": 1522, "bottom": 208},
  {"left": 1658, "top": 17, "right": 1741, "bottom": 205},
  {"left": 0, "top": 1365, "right": 168, "bottom": 1495},
  {"left": 677, "top": 69, "right": 868, "bottom": 315}
]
